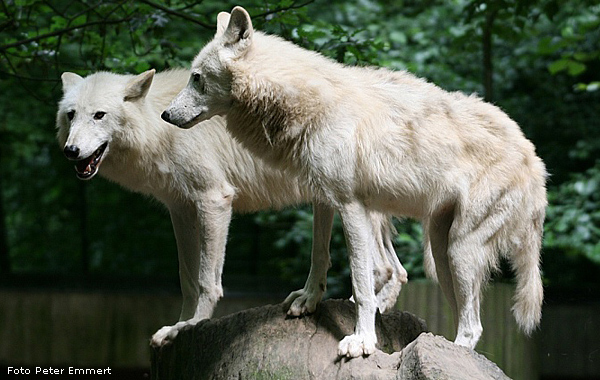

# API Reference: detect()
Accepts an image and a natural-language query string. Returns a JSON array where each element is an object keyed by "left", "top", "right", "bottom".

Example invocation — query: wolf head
[
  {"left": 56, "top": 70, "right": 155, "bottom": 180},
  {"left": 162, "top": 6, "right": 254, "bottom": 128}
]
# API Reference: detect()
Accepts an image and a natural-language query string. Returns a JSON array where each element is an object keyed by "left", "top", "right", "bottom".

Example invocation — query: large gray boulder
[
  {"left": 151, "top": 299, "right": 510, "bottom": 380},
  {"left": 398, "top": 333, "right": 511, "bottom": 380}
]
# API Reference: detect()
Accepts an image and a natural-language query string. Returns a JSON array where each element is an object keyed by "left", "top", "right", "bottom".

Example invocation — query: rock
[
  {"left": 151, "top": 299, "right": 510, "bottom": 380},
  {"left": 398, "top": 333, "right": 512, "bottom": 380}
]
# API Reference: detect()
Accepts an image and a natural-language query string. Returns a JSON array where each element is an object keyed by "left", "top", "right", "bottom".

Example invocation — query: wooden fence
[
  {"left": 396, "top": 281, "right": 538, "bottom": 380},
  {"left": 0, "top": 289, "right": 282, "bottom": 369},
  {"left": 1, "top": 282, "right": 598, "bottom": 379}
]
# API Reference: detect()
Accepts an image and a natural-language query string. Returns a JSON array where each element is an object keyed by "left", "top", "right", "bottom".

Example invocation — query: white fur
[
  {"left": 56, "top": 68, "right": 406, "bottom": 347},
  {"left": 164, "top": 6, "right": 547, "bottom": 356}
]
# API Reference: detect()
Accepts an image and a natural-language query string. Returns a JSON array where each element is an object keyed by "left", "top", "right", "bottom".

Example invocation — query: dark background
[{"left": 1, "top": 1, "right": 599, "bottom": 379}]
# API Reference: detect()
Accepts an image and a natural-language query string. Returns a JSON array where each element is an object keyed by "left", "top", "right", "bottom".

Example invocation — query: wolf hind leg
[
  {"left": 283, "top": 202, "right": 333, "bottom": 316},
  {"left": 446, "top": 206, "right": 501, "bottom": 349},
  {"left": 370, "top": 212, "right": 406, "bottom": 313},
  {"left": 449, "top": 234, "right": 488, "bottom": 349},
  {"left": 427, "top": 208, "right": 460, "bottom": 332},
  {"left": 422, "top": 218, "right": 438, "bottom": 283}
]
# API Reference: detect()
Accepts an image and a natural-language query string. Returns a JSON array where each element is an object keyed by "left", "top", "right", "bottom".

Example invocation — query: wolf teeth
[{"left": 74, "top": 142, "right": 107, "bottom": 178}]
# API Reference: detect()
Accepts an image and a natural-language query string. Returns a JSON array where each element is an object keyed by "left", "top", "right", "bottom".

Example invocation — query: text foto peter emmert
[{"left": 8, "top": 367, "right": 112, "bottom": 375}]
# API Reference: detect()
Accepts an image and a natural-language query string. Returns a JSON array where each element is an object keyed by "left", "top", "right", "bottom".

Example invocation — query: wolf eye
[
  {"left": 192, "top": 73, "right": 206, "bottom": 93},
  {"left": 94, "top": 111, "right": 106, "bottom": 120},
  {"left": 67, "top": 110, "right": 75, "bottom": 120}
]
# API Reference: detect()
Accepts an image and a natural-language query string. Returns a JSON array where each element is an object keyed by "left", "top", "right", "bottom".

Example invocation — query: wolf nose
[
  {"left": 161, "top": 110, "right": 171, "bottom": 123},
  {"left": 63, "top": 145, "right": 80, "bottom": 160}
]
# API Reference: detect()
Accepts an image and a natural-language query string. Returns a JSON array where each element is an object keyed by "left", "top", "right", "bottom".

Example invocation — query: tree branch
[
  {"left": 0, "top": 17, "right": 132, "bottom": 51},
  {"left": 138, "top": 0, "right": 317, "bottom": 30},
  {"left": 138, "top": 0, "right": 213, "bottom": 29},
  {"left": 253, "top": 0, "right": 317, "bottom": 18}
]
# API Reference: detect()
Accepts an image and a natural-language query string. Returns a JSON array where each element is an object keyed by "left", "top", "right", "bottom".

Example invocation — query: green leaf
[
  {"left": 548, "top": 58, "right": 587, "bottom": 76},
  {"left": 548, "top": 58, "right": 569, "bottom": 74},
  {"left": 567, "top": 60, "right": 586, "bottom": 76}
]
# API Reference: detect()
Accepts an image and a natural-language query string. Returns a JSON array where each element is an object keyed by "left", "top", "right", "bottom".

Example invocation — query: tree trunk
[
  {"left": 482, "top": 9, "right": 498, "bottom": 103},
  {"left": 0, "top": 177, "right": 10, "bottom": 274},
  {"left": 0, "top": 140, "right": 10, "bottom": 274}
]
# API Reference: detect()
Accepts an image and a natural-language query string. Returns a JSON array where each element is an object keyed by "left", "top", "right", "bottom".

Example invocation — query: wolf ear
[
  {"left": 124, "top": 69, "right": 155, "bottom": 102},
  {"left": 222, "top": 6, "right": 253, "bottom": 49},
  {"left": 216, "top": 12, "right": 231, "bottom": 38},
  {"left": 61, "top": 72, "right": 83, "bottom": 93}
]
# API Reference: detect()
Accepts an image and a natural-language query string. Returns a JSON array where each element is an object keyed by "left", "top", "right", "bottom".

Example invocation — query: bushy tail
[{"left": 510, "top": 207, "right": 545, "bottom": 335}]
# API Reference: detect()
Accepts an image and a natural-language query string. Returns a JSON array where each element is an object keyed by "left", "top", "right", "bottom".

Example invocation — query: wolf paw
[
  {"left": 150, "top": 320, "right": 196, "bottom": 347},
  {"left": 282, "top": 287, "right": 323, "bottom": 316},
  {"left": 337, "top": 334, "right": 377, "bottom": 358},
  {"left": 398, "top": 265, "right": 409, "bottom": 284}
]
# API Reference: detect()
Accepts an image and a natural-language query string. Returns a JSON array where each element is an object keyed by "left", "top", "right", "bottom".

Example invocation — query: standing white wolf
[
  {"left": 163, "top": 6, "right": 547, "bottom": 357},
  {"left": 56, "top": 68, "right": 406, "bottom": 347}
]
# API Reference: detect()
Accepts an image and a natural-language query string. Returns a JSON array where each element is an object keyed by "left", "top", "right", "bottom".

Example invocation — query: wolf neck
[
  {"left": 227, "top": 33, "right": 340, "bottom": 168},
  {"left": 97, "top": 70, "right": 188, "bottom": 195},
  {"left": 101, "top": 112, "right": 173, "bottom": 195}
]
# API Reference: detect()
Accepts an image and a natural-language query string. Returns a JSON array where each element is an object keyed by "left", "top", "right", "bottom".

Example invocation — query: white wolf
[
  {"left": 162, "top": 6, "right": 547, "bottom": 357},
  {"left": 56, "top": 68, "right": 406, "bottom": 347}
]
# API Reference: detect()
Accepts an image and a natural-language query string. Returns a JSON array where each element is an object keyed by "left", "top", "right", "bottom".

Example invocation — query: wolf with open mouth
[
  {"left": 58, "top": 78, "right": 111, "bottom": 180},
  {"left": 55, "top": 68, "right": 407, "bottom": 347}
]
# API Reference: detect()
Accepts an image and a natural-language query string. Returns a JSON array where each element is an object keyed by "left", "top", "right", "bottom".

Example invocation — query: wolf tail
[{"left": 509, "top": 203, "right": 545, "bottom": 335}]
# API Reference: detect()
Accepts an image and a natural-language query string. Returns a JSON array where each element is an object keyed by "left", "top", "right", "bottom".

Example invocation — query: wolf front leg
[
  {"left": 337, "top": 202, "right": 378, "bottom": 358},
  {"left": 151, "top": 189, "right": 233, "bottom": 347},
  {"left": 283, "top": 202, "right": 334, "bottom": 316}
]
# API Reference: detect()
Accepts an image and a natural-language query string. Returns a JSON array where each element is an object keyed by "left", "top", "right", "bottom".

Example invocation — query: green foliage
[
  {"left": 0, "top": 0, "right": 311, "bottom": 278},
  {"left": 255, "top": 207, "right": 423, "bottom": 298},
  {"left": 0, "top": 0, "right": 220, "bottom": 79},
  {"left": 394, "top": 222, "right": 425, "bottom": 279},
  {"left": 537, "top": 2, "right": 600, "bottom": 90},
  {"left": 255, "top": 206, "right": 350, "bottom": 296},
  {"left": 0, "top": 0, "right": 599, "bottom": 292},
  {"left": 545, "top": 163, "right": 600, "bottom": 265}
]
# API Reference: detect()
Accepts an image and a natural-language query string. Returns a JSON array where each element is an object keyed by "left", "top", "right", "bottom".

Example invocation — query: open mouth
[{"left": 75, "top": 142, "right": 108, "bottom": 180}]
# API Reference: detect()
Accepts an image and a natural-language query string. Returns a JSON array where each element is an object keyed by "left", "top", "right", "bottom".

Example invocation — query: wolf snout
[
  {"left": 63, "top": 145, "right": 80, "bottom": 160},
  {"left": 161, "top": 110, "right": 172, "bottom": 124}
]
